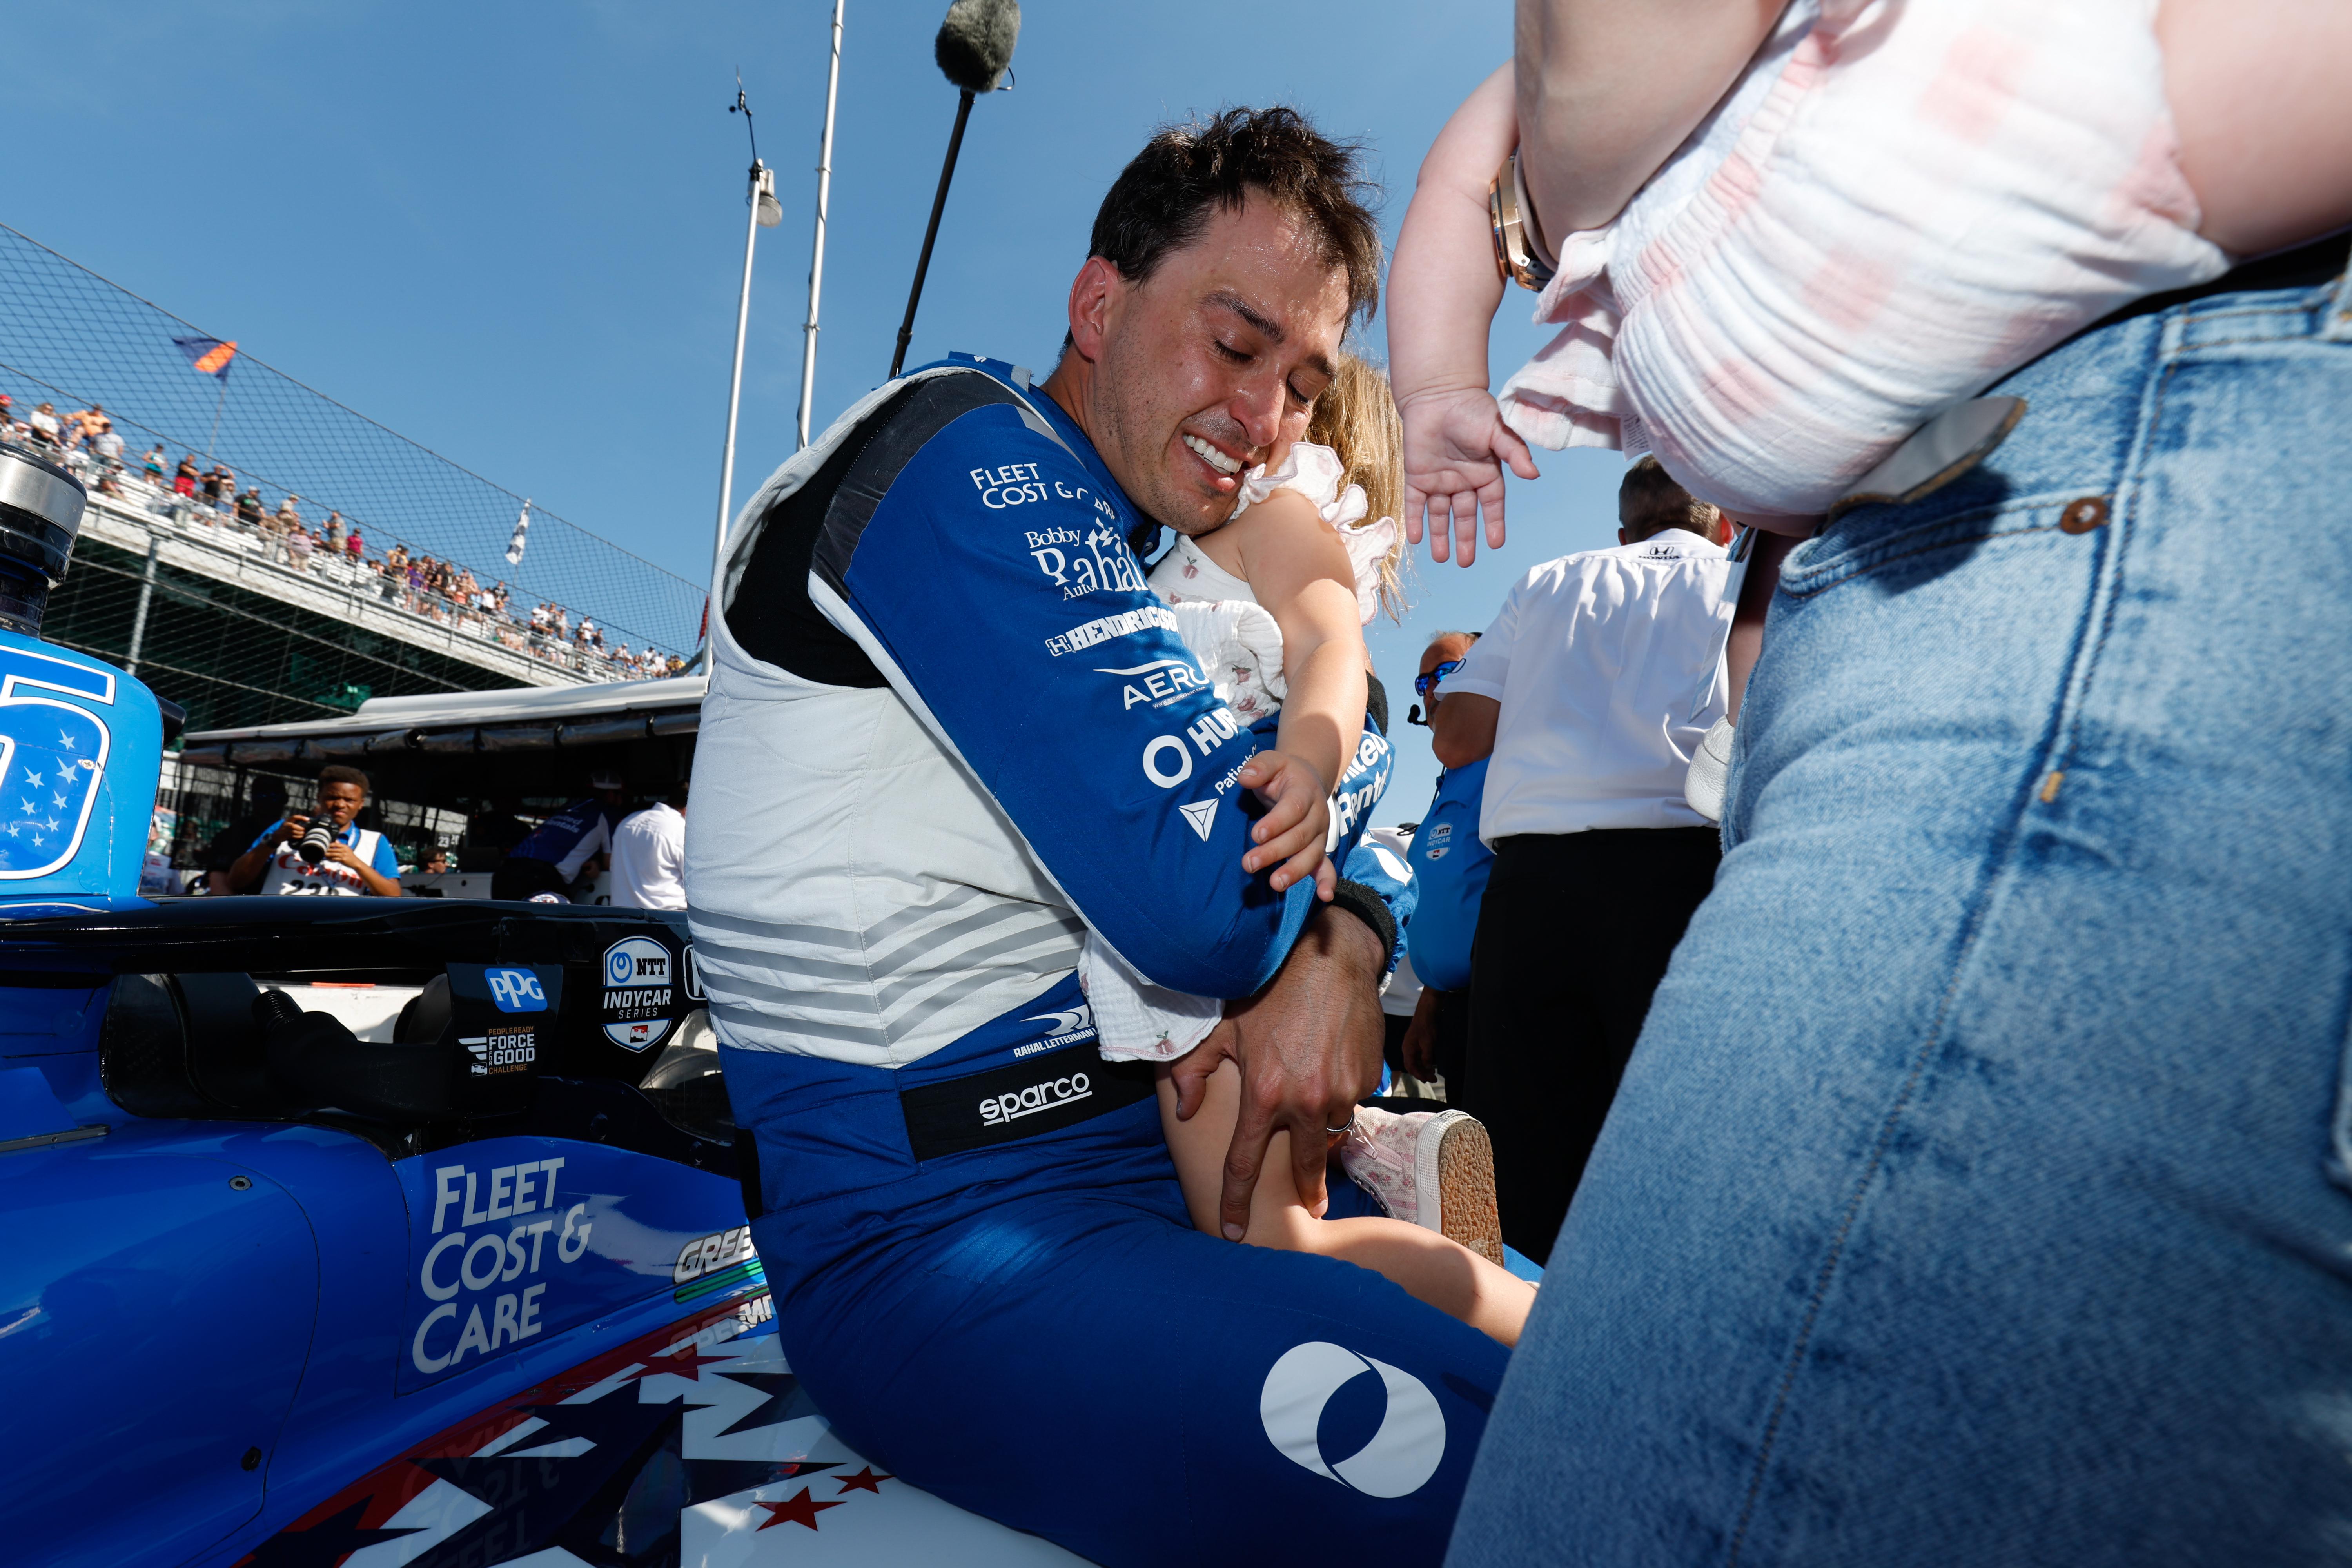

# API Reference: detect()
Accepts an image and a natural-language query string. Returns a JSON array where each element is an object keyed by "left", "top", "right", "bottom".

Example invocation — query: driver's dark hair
[
  {"left": 317, "top": 764, "right": 370, "bottom": 795},
  {"left": 1089, "top": 106, "right": 1382, "bottom": 326}
]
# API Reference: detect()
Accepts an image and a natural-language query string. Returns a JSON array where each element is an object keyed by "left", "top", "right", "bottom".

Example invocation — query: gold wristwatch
[{"left": 1488, "top": 150, "right": 1555, "bottom": 292}]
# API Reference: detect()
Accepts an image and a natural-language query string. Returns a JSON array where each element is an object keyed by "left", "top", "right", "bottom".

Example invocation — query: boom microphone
[
  {"left": 889, "top": 0, "right": 1023, "bottom": 378},
  {"left": 935, "top": 0, "right": 1020, "bottom": 94}
]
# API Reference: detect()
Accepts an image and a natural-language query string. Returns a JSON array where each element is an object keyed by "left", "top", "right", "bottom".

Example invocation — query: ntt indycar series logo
[
  {"left": 601, "top": 935, "right": 678, "bottom": 1052},
  {"left": 979, "top": 1069, "right": 1095, "bottom": 1127}
]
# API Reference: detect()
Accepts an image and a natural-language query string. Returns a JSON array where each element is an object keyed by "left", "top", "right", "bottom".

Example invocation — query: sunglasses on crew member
[{"left": 1412, "top": 659, "right": 1465, "bottom": 700}]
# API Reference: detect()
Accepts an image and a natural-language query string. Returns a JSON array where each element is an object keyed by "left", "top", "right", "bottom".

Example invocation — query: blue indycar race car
[{"left": 0, "top": 445, "right": 1082, "bottom": 1565}]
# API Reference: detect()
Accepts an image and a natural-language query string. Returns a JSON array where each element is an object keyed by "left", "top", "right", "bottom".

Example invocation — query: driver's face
[
  {"left": 314, "top": 781, "right": 365, "bottom": 829},
  {"left": 1088, "top": 192, "right": 1351, "bottom": 537}
]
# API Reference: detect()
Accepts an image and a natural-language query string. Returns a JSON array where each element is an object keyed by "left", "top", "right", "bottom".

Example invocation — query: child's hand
[
  {"left": 1400, "top": 387, "right": 1540, "bottom": 567},
  {"left": 1236, "top": 750, "right": 1332, "bottom": 895}
]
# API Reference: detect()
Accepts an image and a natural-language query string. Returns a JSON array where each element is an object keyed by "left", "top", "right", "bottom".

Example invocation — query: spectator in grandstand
[
  {"left": 69, "top": 404, "right": 105, "bottom": 446},
  {"left": 91, "top": 421, "right": 123, "bottom": 467},
  {"left": 235, "top": 486, "right": 264, "bottom": 528},
  {"left": 26, "top": 403, "right": 59, "bottom": 448},
  {"left": 227, "top": 766, "right": 404, "bottom": 897},
  {"left": 610, "top": 780, "right": 686, "bottom": 910},
  {"left": 288, "top": 526, "right": 314, "bottom": 573},
  {"left": 199, "top": 465, "right": 224, "bottom": 507},
  {"left": 142, "top": 445, "right": 166, "bottom": 484},
  {"left": 491, "top": 770, "right": 626, "bottom": 901},
  {"left": 323, "top": 510, "right": 344, "bottom": 549},
  {"left": 344, "top": 526, "right": 362, "bottom": 561}
]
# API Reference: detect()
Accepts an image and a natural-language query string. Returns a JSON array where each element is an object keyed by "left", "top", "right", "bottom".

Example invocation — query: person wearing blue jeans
[{"left": 1450, "top": 241, "right": 2352, "bottom": 1564}]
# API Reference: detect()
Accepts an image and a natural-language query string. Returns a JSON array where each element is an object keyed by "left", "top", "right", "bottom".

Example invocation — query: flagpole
[
  {"left": 205, "top": 375, "right": 225, "bottom": 464},
  {"left": 710, "top": 157, "right": 773, "bottom": 654},
  {"left": 796, "top": 0, "right": 846, "bottom": 451}
]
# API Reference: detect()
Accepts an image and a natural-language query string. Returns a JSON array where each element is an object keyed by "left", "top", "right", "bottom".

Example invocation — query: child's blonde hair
[{"left": 1306, "top": 352, "right": 1407, "bottom": 621}]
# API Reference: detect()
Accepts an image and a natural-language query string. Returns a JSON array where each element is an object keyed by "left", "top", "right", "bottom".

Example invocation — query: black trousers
[{"left": 1463, "top": 826, "right": 1720, "bottom": 1262}]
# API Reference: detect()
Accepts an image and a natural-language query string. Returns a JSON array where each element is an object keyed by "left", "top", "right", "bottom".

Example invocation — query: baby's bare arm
[
  {"left": 1388, "top": 65, "right": 1539, "bottom": 566},
  {"left": 2160, "top": 0, "right": 2352, "bottom": 258},
  {"left": 1515, "top": 0, "right": 1788, "bottom": 235}
]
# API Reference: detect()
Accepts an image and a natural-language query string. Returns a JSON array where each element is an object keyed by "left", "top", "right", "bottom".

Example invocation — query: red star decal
[
  {"left": 755, "top": 1487, "right": 847, "bottom": 1531},
  {"left": 835, "top": 1466, "right": 894, "bottom": 1495},
  {"left": 633, "top": 1343, "right": 733, "bottom": 1382}
]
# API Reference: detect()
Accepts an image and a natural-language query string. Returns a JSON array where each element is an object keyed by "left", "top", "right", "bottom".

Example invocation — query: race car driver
[{"left": 690, "top": 107, "right": 1505, "bottom": 1568}]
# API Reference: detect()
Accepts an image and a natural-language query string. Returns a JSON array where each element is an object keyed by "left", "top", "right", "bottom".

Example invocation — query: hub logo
[
  {"left": 601, "top": 935, "right": 677, "bottom": 1052},
  {"left": 485, "top": 968, "right": 548, "bottom": 1013}
]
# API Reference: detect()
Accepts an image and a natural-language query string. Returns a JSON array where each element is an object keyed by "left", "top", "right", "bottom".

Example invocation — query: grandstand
[{"left": 0, "top": 221, "right": 706, "bottom": 737}]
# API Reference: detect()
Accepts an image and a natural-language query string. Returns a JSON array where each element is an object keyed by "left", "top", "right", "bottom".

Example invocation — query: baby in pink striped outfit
[{"left": 1389, "top": 0, "right": 2232, "bottom": 546}]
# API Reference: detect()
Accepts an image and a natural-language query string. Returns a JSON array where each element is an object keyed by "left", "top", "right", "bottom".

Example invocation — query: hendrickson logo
[{"left": 978, "top": 1072, "right": 1093, "bottom": 1127}]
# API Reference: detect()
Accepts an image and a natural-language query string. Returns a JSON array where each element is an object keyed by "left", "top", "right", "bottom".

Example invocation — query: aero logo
[{"left": 1259, "top": 1341, "right": 1445, "bottom": 1498}]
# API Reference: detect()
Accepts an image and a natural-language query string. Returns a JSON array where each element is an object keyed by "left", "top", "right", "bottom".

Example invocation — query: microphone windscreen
[{"left": 935, "top": 0, "right": 1020, "bottom": 94}]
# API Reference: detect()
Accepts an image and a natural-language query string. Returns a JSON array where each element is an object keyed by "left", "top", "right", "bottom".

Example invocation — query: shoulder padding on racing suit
[{"left": 689, "top": 356, "right": 1319, "bottom": 1067}]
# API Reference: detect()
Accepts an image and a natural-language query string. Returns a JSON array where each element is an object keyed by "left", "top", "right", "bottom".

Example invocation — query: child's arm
[
  {"left": 1226, "top": 491, "right": 1368, "bottom": 895},
  {"left": 1388, "top": 64, "right": 1538, "bottom": 569},
  {"left": 1515, "top": 0, "right": 1790, "bottom": 236}
]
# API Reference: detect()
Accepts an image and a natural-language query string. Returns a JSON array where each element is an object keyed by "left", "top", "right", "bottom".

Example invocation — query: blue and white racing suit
[{"left": 689, "top": 357, "right": 1504, "bottom": 1567}]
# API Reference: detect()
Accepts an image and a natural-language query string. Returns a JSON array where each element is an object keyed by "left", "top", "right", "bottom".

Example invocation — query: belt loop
[{"left": 2323, "top": 256, "right": 2352, "bottom": 342}]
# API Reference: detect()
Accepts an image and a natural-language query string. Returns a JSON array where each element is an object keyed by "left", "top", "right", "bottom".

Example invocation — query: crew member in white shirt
[
  {"left": 610, "top": 782, "right": 686, "bottom": 911},
  {"left": 1430, "top": 458, "right": 1731, "bottom": 1261}
]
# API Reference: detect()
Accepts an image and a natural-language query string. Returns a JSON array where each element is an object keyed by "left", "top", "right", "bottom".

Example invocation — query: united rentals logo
[{"left": 978, "top": 1070, "right": 1093, "bottom": 1127}]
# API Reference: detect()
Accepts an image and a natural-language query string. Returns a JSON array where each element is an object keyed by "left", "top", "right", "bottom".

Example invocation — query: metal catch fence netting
[{"left": 0, "top": 221, "right": 704, "bottom": 663}]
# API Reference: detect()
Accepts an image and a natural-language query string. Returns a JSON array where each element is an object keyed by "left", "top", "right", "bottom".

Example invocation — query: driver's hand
[
  {"left": 1184, "top": 906, "right": 1387, "bottom": 1238},
  {"left": 1399, "top": 386, "right": 1540, "bottom": 566},
  {"left": 1236, "top": 750, "right": 1332, "bottom": 897}
]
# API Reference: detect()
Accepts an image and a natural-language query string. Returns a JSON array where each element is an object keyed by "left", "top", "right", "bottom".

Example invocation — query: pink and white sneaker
[{"left": 1338, "top": 1107, "right": 1505, "bottom": 1267}]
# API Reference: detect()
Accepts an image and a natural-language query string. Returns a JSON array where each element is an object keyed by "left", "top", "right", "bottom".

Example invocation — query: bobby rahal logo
[
  {"left": 463, "top": 1024, "right": 537, "bottom": 1076},
  {"left": 1012, "top": 1005, "right": 1097, "bottom": 1058}
]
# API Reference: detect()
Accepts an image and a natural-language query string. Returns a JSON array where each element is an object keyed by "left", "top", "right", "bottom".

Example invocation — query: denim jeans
[{"left": 1450, "top": 267, "right": 2352, "bottom": 1566}]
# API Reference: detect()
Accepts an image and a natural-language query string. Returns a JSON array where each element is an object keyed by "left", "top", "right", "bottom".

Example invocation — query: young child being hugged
[{"left": 1085, "top": 354, "right": 1534, "bottom": 1347}]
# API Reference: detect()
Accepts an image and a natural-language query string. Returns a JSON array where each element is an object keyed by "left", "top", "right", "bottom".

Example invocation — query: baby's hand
[
  {"left": 1399, "top": 387, "right": 1540, "bottom": 567},
  {"left": 1236, "top": 750, "right": 1334, "bottom": 897}
]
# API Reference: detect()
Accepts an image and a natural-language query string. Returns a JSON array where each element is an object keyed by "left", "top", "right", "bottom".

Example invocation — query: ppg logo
[
  {"left": 485, "top": 968, "right": 548, "bottom": 1013},
  {"left": 1259, "top": 1341, "right": 1446, "bottom": 1498}
]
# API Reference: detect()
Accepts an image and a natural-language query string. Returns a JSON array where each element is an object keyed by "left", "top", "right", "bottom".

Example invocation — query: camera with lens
[{"left": 295, "top": 813, "right": 341, "bottom": 866}]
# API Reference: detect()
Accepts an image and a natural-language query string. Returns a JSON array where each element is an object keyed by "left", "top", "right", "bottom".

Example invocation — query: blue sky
[{"left": 5, "top": 0, "right": 1627, "bottom": 822}]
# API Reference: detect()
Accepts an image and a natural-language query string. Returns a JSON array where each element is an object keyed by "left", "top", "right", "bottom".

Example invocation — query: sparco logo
[{"left": 979, "top": 1072, "right": 1093, "bottom": 1127}]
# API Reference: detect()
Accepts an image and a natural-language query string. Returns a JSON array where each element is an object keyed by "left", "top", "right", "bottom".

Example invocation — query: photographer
[{"left": 227, "top": 764, "right": 402, "bottom": 897}]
